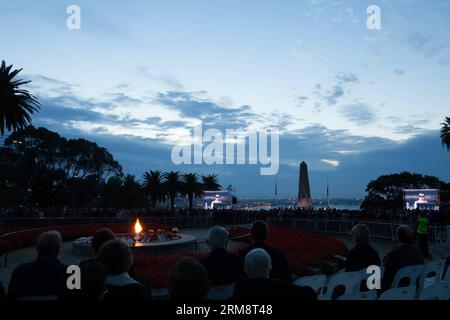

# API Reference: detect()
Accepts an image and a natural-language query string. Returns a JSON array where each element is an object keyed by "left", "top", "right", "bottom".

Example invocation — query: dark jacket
[
  {"left": 199, "top": 249, "right": 244, "bottom": 286},
  {"left": 239, "top": 243, "right": 291, "bottom": 281},
  {"left": 0, "top": 281, "right": 5, "bottom": 300},
  {"left": 345, "top": 243, "right": 381, "bottom": 272},
  {"left": 102, "top": 273, "right": 150, "bottom": 300},
  {"left": 8, "top": 257, "right": 68, "bottom": 300},
  {"left": 382, "top": 243, "right": 424, "bottom": 290},
  {"left": 230, "top": 278, "right": 317, "bottom": 301}
]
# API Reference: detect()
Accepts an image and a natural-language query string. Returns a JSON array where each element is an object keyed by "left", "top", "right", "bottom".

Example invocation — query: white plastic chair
[
  {"left": 443, "top": 265, "right": 450, "bottom": 282},
  {"left": 419, "top": 282, "right": 450, "bottom": 300},
  {"left": 294, "top": 274, "right": 326, "bottom": 295},
  {"left": 206, "top": 283, "right": 235, "bottom": 300},
  {"left": 379, "top": 286, "right": 417, "bottom": 300},
  {"left": 321, "top": 271, "right": 362, "bottom": 300},
  {"left": 418, "top": 259, "right": 445, "bottom": 292},
  {"left": 391, "top": 264, "right": 424, "bottom": 289},
  {"left": 338, "top": 291, "right": 378, "bottom": 300}
]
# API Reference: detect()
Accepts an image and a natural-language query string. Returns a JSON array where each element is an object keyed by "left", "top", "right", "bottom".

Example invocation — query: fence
[{"left": 1, "top": 215, "right": 448, "bottom": 268}]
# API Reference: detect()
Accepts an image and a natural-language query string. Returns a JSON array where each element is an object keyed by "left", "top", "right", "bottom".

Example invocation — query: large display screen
[
  {"left": 403, "top": 189, "right": 440, "bottom": 211},
  {"left": 203, "top": 191, "right": 233, "bottom": 209}
]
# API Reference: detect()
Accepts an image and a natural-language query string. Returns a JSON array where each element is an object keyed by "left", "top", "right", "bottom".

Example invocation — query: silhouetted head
[
  {"left": 251, "top": 220, "right": 268, "bottom": 243},
  {"left": 36, "top": 230, "right": 62, "bottom": 258},
  {"left": 207, "top": 226, "right": 228, "bottom": 251},
  {"left": 396, "top": 225, "right": 414, "bottom": 245},
  {"left": 169, "top": 257, "right": 210, "bottom": 301},
  {"left": 244, "top": 248, "right": 272, "bottom": 279},
  {"left": 97, "top": 240, "right": 133, "bottom": 275},
  {"left": 91, "top": 228, "right": 116, "bottom": 254},
  {"left": 351, "top": 224, "right": 370, "bottom": 245}
]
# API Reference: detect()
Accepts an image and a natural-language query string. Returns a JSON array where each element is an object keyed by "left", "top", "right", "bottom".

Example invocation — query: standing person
[{"left": 416, "top": 211, "right": 430, "bottom": 258}]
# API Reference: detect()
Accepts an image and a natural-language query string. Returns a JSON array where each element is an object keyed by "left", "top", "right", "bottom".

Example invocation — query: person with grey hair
[
  {"left": 382, "top": 225, "right": 424, "bottom": 290},
  {"left": 345, "top": 224, "right": 381, "bottom": 272},
  {"left": 8, "top": 231, "right": 68, "bottom": 300},
  {"left": 231, "top": 249, "right": 317, "bottom": 301},
  {"left": 199, "top": 226, "right": 244, "bottom": 286}
]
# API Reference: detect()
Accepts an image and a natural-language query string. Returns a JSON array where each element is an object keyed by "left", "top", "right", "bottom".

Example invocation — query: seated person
[
  {"left": 60, "top": 261, "right": 107, "bottom": 300},
  {"left": 8, "top": 231, "right": 68, "bottom": 300},
  {"left": 382, "top": 225, "right": 424, "bottom": 290},
  {"left": 80, "top": 228, "right": 116, "bottom": 267},
  {"left": 230, "top": 249, "right": 317, "bottom": 301},
  {"left": 97, "top": 240, "right": 150, "bottom": 300},
  {"left": 170, "top": 257, "right": 210, "bottom": 301},
  {"left": 199, "top": 226, "right": 244, "bottom": 286},
  {"left": 238, "top": 220, "right": 291, "bottom": 281},
  {"left": 345, "top": 224, "right": 381, "bottom": 272}
]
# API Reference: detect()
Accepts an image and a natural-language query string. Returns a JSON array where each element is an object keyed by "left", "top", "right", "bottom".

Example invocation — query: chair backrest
[
  {"left": 419, "top": 282, "right": 450, "bottom": 300},
  {"left": 206, "top": 283, "right": 235, "bottom": 301},
  {"left": 379, "top": 286, "right": 417, "bottom": 300},
  {"left": 391, "top": 264, "right": 424, "bottom": 289},
  {"left": 294, "top": 275, "right": 326, "bottom": 295},
  {"left": 322, "top": 271, "right": 362, "bottom": 300},
  {"left": 418, "top": 259, "right": 445, "bottom": 292},
  {"left": 443, "top": 265, "right": 450, "bottom": 282},
  {"left": 338, "top": 291, "right": 378, "bottom": 301}
]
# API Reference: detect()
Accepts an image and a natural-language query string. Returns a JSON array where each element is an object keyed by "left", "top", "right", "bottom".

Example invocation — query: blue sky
[{"left": 1, "top": 0, "right": 449, "bottom": 198}]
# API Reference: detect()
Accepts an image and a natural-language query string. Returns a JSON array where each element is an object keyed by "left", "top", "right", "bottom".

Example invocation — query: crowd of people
[
  {"left": 1, "top": 217, "right": 446, "bottom": 301},
  {"left": 1, "top": 205, "right": 450, "bottom": 226}
]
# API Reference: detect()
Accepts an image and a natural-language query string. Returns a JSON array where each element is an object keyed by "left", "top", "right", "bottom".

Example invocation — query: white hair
[
  {"left": 244, "top": 248, "right": 272, "bottom": 279},
  {"left": 36, "top": 230, "right": 62, "bottom": 257},
  {"left": 207, "top": 226, "right": 229, "bottom": 251}
]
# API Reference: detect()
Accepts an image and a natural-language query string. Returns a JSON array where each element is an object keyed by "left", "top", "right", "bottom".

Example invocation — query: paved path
[{"left": 1, "top": 229, "right": 449, "bottom": 294}]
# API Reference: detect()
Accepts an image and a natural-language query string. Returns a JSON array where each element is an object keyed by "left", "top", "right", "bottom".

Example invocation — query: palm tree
[
  {"left": 162, "top": 171, "right": 181, "bottom": 210},
  {"left": 441, "top": 117, "right": 450, "bottom": 151},
  {"left": 142, "top": 170, "right": 165, "bottom": 208},
  {"left": 182, "top": 173, "right": 203, "bottom": 210},
  {"left": 0, "top": 60, "right": 40, "bottom": 136},
  {"left": 201, "top": 174, "right": 221, "bottom": 191}
]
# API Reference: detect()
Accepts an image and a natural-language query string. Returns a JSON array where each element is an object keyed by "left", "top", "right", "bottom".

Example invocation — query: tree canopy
[{"left": 361, "top": 171, "right": 450, "bottom": 210}]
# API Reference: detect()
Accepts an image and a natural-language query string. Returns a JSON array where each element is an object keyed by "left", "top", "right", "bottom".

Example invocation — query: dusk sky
[{"left": 1, "top": 0, "right": 449, "bottom": 198}]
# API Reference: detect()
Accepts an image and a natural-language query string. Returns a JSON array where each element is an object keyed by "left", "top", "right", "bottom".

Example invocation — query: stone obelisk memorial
[{"left": 298, "top": 161, "right": 313, "bottom": 208}]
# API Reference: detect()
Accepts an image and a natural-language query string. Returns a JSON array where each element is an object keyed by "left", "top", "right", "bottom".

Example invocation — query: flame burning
[{"left": 134, "top": 218, "right": 143, "bottom": 235}]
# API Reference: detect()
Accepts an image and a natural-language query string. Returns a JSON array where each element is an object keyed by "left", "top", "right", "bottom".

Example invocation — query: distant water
[{"left": 322, "top": 204, "right": 361, "bottom": 211}]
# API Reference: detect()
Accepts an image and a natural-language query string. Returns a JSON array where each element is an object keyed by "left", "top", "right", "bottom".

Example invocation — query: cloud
[
  {"left": 406, "top": 32, "right": 449, "bottom": 63},
  {"left": 394, "top": 69, "right": 405, "bottom": 76},
  {"left": 155, "top": 91, "right": 256, "bottom": 130},
  {"left": 340, "top": 103, "right": 376, "bottom": 125},
  {"left": 308, "top": 71, "right": 360, "bottom": 109},
  {"left": 321, "top": 159, "right": 340, "bottom": 167},
  {"left": 136, "top": 66, "right": 184, "bottom": 89},
  {"left": 296, "top": 96, "right": 309, "bottom": 107}
]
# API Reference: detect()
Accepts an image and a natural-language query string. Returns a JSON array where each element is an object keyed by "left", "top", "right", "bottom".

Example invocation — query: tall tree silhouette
[
  {"left": 182, "top": 173, "right": 203, "bottom": 210},
  {"left": 142, "top": 170, "right": 165, "bottom": 208},
  {"left": 441, "top": 117, "right": 450, "bottom": 151},
  {"left": 163, "top": 171, "right": 181, "bottom": 210},
  {"left": 0, "top": 61, "right": 40, "bottom": 136},
  {"left": 201, "top": 174, "right": 221, "bottom": 191}
]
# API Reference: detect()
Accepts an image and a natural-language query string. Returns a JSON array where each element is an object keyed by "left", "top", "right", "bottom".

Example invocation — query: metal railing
[{"left": 1, "top": 216, "right": 448, "bottom": 268}]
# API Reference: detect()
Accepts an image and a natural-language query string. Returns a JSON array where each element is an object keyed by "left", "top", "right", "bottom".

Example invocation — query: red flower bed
[
  {"left": 1, "top": 224, "right": 347, "bottom": 288},
  {"left": 132, "top": 226, "right": 347, "bottom": 288},
  {"left": 265, "top": 226, "right": 347, "bottom": 275}
]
